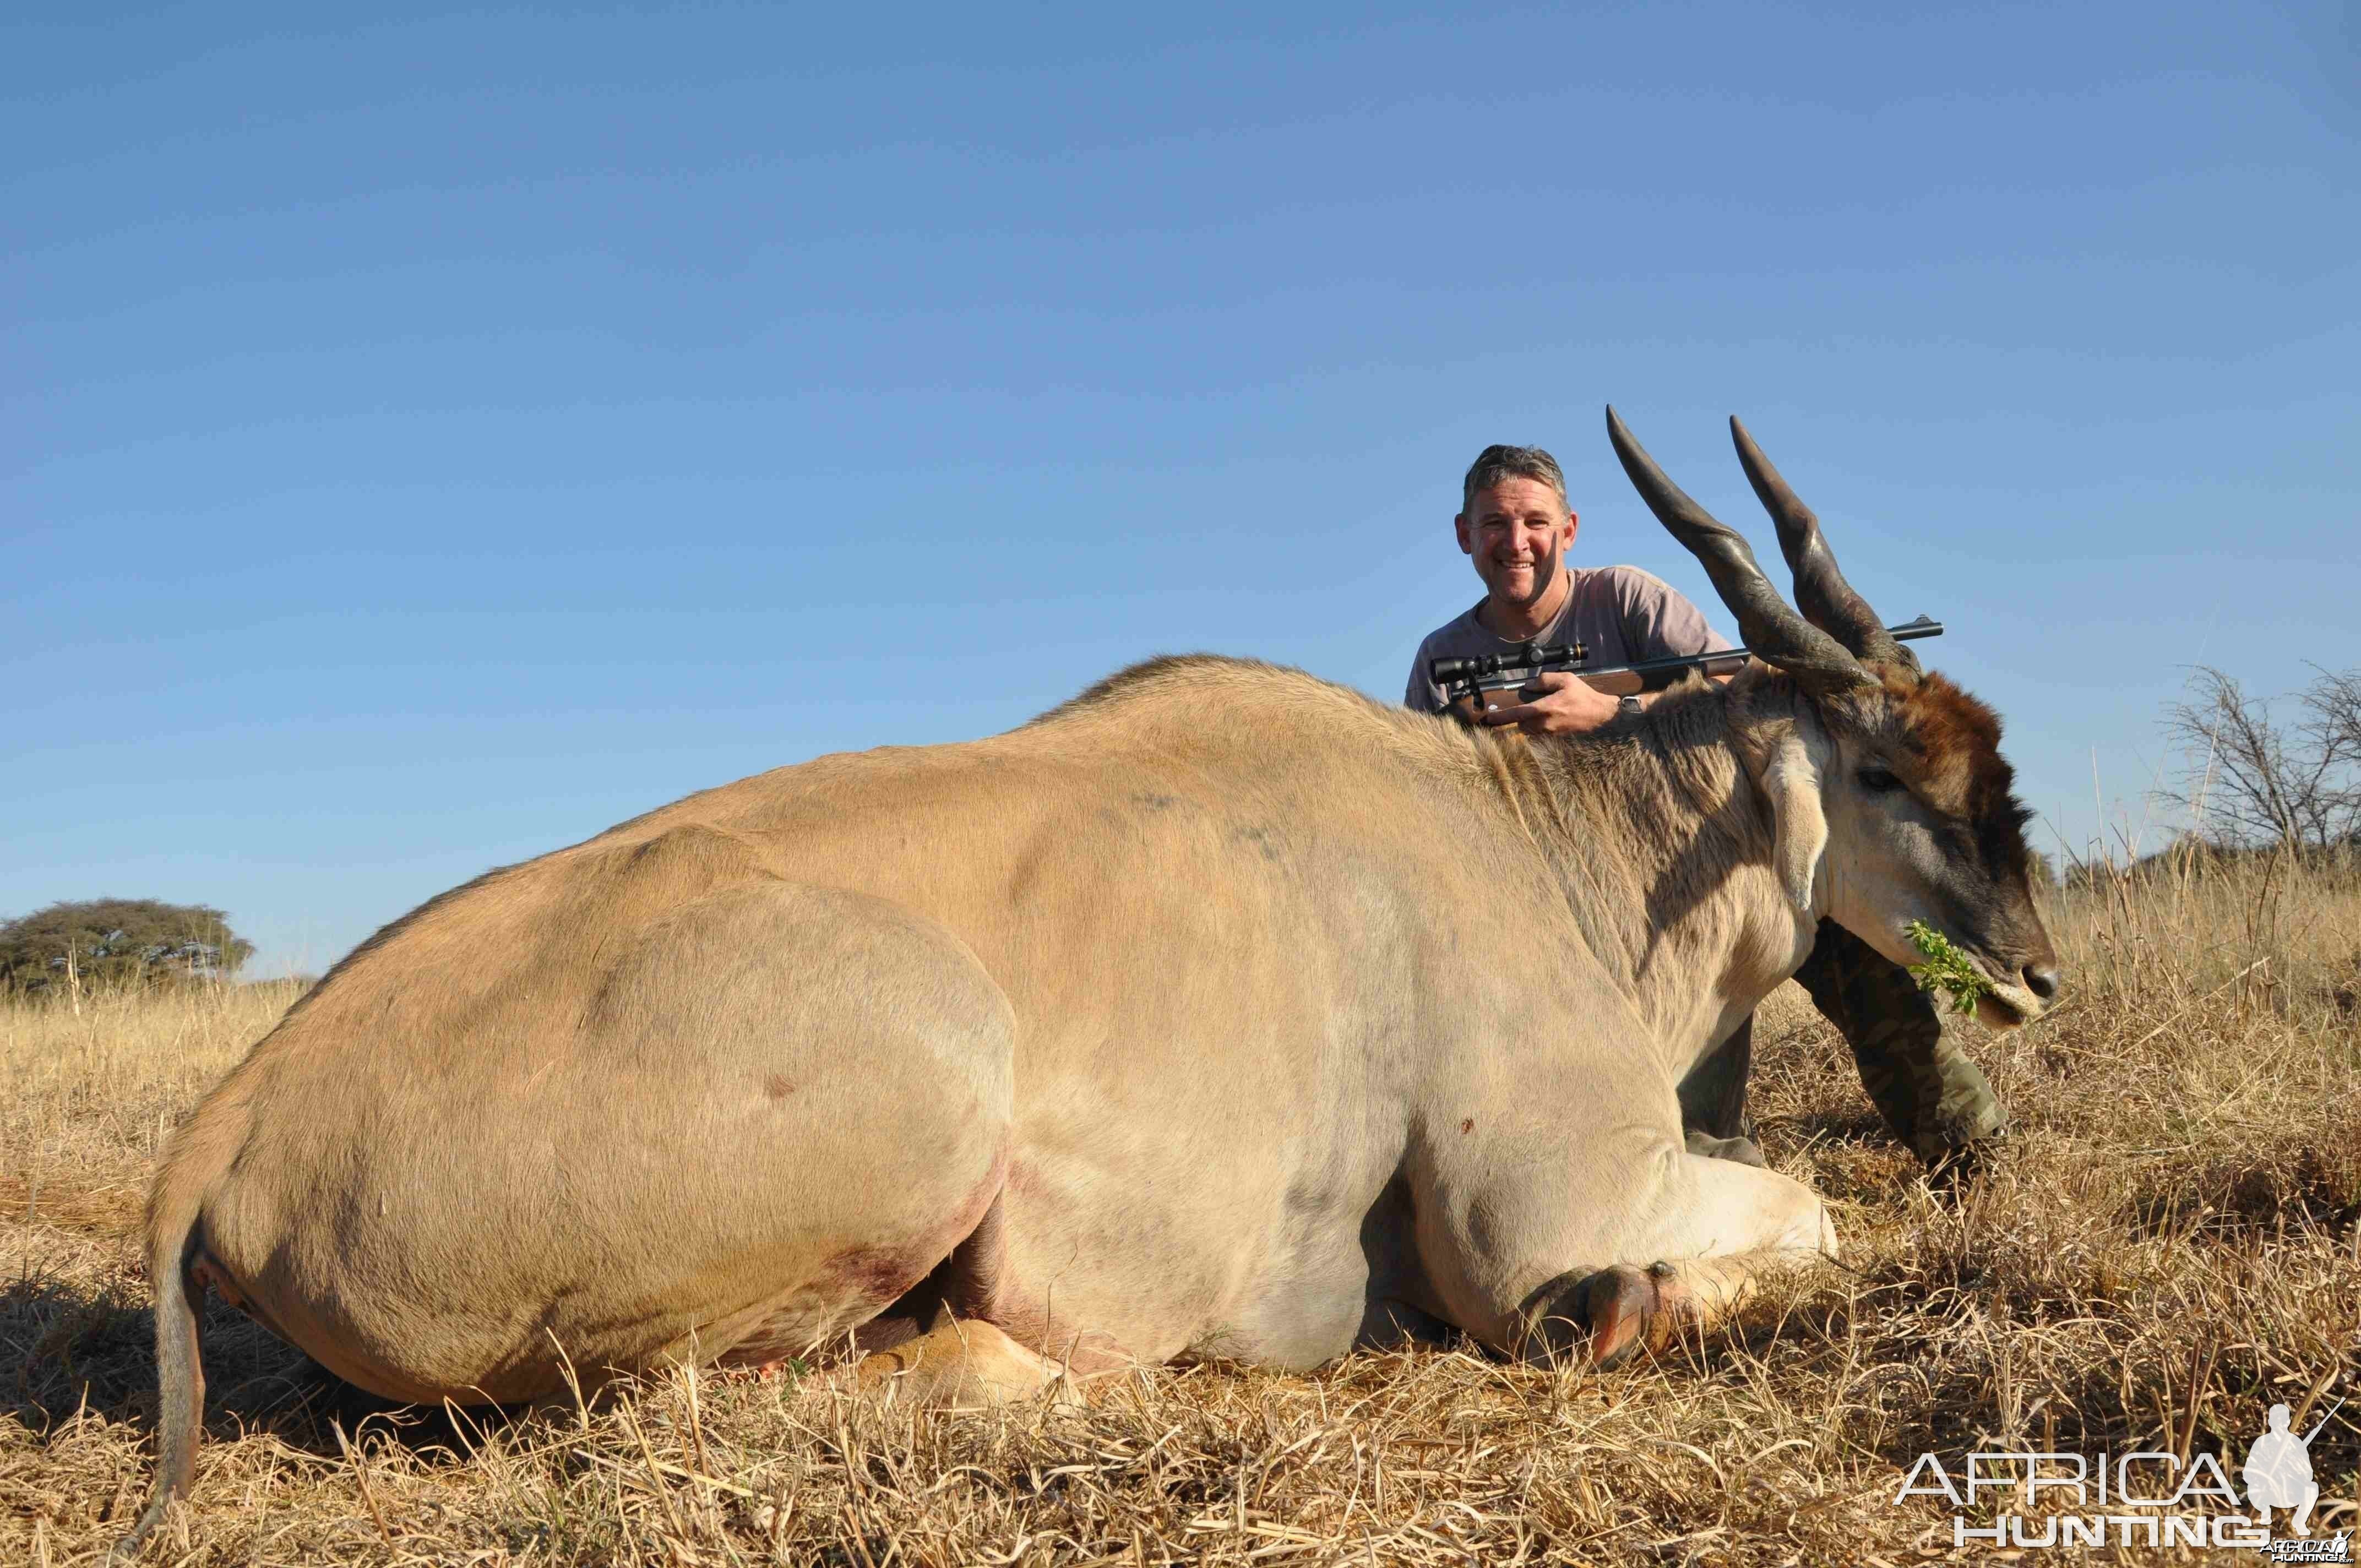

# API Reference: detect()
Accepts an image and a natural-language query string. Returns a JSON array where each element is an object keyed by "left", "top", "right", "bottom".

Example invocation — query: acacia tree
[
  {"left": 2164, "top": 666, "right": 2361, "bottom": 854},
  {"left": 0, "top": 899, "right": 254, "bottom": 994}
]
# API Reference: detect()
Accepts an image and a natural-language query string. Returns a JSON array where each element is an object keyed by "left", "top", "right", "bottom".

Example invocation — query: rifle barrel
[{"left": 1431, "top": 614, "right": 1944, "bottom": 692}]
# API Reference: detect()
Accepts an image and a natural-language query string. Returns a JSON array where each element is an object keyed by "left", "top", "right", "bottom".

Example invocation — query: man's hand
[{"left": 1480, "top": 671, "right": 1625, "bottom": 735}]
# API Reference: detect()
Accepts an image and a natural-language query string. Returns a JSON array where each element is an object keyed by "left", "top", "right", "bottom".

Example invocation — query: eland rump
[{"left": 121, "top": 409, "right": 2057, "bottom": 1552}]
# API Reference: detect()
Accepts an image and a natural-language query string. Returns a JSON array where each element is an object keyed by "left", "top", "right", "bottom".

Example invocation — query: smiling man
[
  {"left": 1406, "top": 441, "right": 2009, "bottom": 1172},
  {"left": 1404, "top": 444, "right": 1731, "bottom": 730}
]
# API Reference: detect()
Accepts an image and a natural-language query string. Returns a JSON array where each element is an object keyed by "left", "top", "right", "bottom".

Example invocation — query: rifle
[{"left": 1433, "top": 614, "right": 1945, "bottom": 725}]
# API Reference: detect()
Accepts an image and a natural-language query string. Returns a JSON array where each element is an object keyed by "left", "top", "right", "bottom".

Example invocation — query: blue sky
[{"left": 7, "top": 2, "right": 2356, "bottom": 975}]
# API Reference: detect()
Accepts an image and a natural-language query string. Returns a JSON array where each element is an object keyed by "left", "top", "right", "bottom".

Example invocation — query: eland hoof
[{"left": 1576, "top": 1262, "right": 1697, "bottom": 1370}]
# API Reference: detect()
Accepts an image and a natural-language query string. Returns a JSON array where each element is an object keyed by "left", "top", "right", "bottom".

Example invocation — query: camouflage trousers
[{"left": 1678, "top": 919, "right": 2008, "bottom": 1168}]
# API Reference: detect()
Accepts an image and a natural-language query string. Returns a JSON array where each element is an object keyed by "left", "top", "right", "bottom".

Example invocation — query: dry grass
[{"left": 5, "top": 862, "right": 2358, "bottom": 1565}]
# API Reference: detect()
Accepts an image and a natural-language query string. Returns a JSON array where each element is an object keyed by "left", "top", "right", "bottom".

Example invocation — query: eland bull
[{"left": 121, "top": 409, "right": 2058, "bottom": 1552}]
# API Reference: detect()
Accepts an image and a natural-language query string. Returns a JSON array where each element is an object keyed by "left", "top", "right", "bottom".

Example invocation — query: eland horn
[
  {"left": 1729, "top": 416, "right": 1915, "bottom": 673},
  {"left": 1603, "top": 406, "right": 1871, "bottom": 698}
]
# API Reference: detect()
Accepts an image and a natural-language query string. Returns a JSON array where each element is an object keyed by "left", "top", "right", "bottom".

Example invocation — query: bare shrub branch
[
  {"left": 2298, "top": 663, "right": 2361, "bottom": 846},
  {"left": 2164, "top": 665, "right": 2361, "bottom": 854}
]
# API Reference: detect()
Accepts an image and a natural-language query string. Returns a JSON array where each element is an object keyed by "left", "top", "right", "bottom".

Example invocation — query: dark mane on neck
[{"left": 1462, "top": 676, "right": 1776, "bottom": 989}]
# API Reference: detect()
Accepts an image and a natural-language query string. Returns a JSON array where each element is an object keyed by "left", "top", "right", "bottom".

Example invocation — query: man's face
[{"left": 1455, "top": 476, "right": 1578, "bottom": 614}]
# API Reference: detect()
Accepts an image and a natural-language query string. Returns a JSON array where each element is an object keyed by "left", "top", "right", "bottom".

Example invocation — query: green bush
[{"left": 0, "top": 899, "right": 254, "bottom": 994}]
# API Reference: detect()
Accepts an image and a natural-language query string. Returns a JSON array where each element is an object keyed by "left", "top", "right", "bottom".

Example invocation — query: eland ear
[{"left": 1761, "top": 731, "right": 1829, "bottom": 914}]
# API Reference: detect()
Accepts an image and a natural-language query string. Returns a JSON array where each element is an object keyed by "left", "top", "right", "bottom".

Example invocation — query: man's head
[
  {"left": 2270, "top": 1404, "right": 2292, "bottom": 1432},
  {"left": 1456, "top": 444, "right": 1577, "bottom": 623}
]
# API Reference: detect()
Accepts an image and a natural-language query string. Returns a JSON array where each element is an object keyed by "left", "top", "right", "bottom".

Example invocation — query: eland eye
[{"left": 1857, "top": 766, "right": 1903, "bottom": 794}]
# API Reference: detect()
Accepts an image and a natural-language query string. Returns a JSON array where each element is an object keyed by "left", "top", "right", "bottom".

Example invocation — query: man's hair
[{"left": 1460, "top": 444, "right": 1568, "bottom": 515}]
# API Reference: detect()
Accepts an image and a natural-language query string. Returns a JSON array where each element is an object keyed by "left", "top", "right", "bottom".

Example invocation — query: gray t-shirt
[{"left": 1405, "top": 565, "right": 1733, "bottom": 714}]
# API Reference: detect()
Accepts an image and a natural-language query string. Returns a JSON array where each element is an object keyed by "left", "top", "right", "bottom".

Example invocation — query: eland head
[{"left": 1606, "top": 406, "right": 2060, "bottom": 1027}]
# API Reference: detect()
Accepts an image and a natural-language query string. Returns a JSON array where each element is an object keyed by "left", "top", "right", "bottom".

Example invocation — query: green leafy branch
[{"left": 1904, "top": 920, "right": 1993, "bottom": 1016}]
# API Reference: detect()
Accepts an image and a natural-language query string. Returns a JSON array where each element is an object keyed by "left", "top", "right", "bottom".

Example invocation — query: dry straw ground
[{"left": 5, "top": 856, "right": 2358, "bottom": 1565}]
